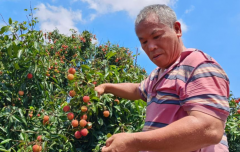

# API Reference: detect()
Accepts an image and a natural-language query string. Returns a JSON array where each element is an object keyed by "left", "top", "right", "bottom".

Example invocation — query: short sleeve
[
  {"left": 138, "top": 76, "right": 150, "bottom": 102},
  {"left": 180, "top": 62, "right": 230, "bottom": 121}
]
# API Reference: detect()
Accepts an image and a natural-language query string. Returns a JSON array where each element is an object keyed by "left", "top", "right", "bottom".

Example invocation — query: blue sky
[{"left": 1, "top": 0, "right": 240, "bottom": 98}]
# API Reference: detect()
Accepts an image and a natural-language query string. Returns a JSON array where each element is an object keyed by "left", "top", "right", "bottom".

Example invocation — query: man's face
[{"left": 136, "top": 13, "right": 182, "bottom": 69}]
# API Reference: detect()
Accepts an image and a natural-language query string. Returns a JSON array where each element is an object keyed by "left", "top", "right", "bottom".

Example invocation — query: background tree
[{"left": 0, "top": 8, "right": 147, "bottom": 152}]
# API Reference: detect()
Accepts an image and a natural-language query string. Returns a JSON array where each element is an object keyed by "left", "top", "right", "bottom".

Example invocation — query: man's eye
[
  {"left": 142, "top": 41, "right": 147, "bottom": 44},
  {"left": 153, "top": 36, "right": 159, "bottom": 39}
]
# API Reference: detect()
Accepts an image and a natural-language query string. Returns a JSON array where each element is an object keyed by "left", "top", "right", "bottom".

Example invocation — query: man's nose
[{"left": 148, "top": 41, "right": 157, "bottom": 52}]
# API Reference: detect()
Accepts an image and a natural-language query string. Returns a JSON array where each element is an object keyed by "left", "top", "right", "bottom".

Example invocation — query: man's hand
[
  {"left": 94, "top": 84, "right": 106, "bottom": 97},
  {"left": 101, "top": 133, "right": 139, "bottom": 152},
  {"left": 94, "top": 83, "right": 141, "bottom": 100}
]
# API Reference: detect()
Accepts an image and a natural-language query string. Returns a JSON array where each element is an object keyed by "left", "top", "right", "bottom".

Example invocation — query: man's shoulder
[
  {"left": 179, "top": 49, "right": 218, "bottom": 67},
  {"left": 179, "top": 49, "right": 228, "bottom": 81},
  {"left": 148, "top": 67, "right": 161, "bottom": 81}
]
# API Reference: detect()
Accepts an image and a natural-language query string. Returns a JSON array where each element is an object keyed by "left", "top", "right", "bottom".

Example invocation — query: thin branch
[
  {"left": 30, "top": 1, "right": 34, "bottom": 31},
  {"left": 26, "top": 15, "right": 31, "bottom": 29},
  {"left": 135, "top": 47, "right": 138, "bottom": 67},
  {"left": 0, "top": 14, "right": 8, "bottom": 25},
  {"left": 20, "top": 29, "right": 23, "bottom": 40}
]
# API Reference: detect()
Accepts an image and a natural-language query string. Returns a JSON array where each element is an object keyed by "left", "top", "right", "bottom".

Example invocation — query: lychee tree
[{"left": 0, "top": 8, "right": 147, "bottom": 151}]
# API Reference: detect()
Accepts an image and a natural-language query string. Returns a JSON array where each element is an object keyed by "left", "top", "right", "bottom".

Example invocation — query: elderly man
[{"left": 95, "top": 4, "right": 229, "bottom": 152}]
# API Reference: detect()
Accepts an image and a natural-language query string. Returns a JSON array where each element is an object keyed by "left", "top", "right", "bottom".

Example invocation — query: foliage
[
  {"left": 0, "top": 8, "right": 147, "bottom": 152},
  {"left": 225, "top": 94, "right": 240, "bottom": 152}
]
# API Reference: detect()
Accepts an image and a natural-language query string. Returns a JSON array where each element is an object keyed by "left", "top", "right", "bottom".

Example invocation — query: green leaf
[
  {"left": 43, "top": 131, "right": 50, "bottom": 135},
  {"left": 34, "top": 62, "right": 38, "bottom": 73},
  {"left": 51, "top": 77, "right": 58, "bottom": 84},
  {"left": 34, "top": 41, "right": 38, "bottom": 49},
  {"left": 115, "top": 73, "right": 120, "bottom": 83},
  {"left": 81, "top": 65, "right": 90, "bottom": 70},
  {"left": 114, "top": 105, "right": 121, "bottom": 111},
  {"left": 123, "top": 107, "right": 130, "bottom": 114},
  {"left": 17, "top": 49, "right": 24, "bottom": 58},
  {"left": 6, "top": 43, "right": 12, "bottom": 57},
  {"left": 0, "top": 139, "right": 12, "bottom": 145},
  {"left": 24, "top": 9, "right": 27, "bottom": 11},
  {"left": 49, "top": 101, "right": 54, "bottom": 105},
  {"left": 19, "top": 34, "right": 26, "bottom": 37},
  {"left": 97, "top": 117, "right": 103, "bottom": 126},
  {"left": 91, "top": 96, "right": 100, "bottom": 102},
  {"left": 42, "top": 141, "right": 47, "bottom": 151},
  {"left": 15, "top": 115, "right": 27, "bottom": 127},
  {"left": 106, "top": 133, "right": 112, "bottom": 138},
  {"left": 0, "top": 148, "right": 10, "bottom": 152},
  {"left": 49, "top": 141, "right": 57, "bottom": 148},
  {"left": 14, "top": 40, "right": 20, "bottom": 46},
  {"left": 19, "top": 133, "right": 26, "bottom": 141},
  {"left": 0, "top": 26, "right": 9, "bottom": 34},
  {"left": 11, "top": 115, "right": 20, "bottom": 122},
  {"left": 9, "top": 27, "right": 14, "bottom": 32},
  {"left": 58, "top": 134, "right": 68, "bottom": 141},
  {"left": 14, "top": 62, "right": 20, "bottom": 70},
  {"left": 18, "top": 109, "right": 27, "bottom": 126},
  {"left": 9, "top": 18, "right": 12, "bottom": 25},
  {"left": 91, "top": 103, "right": 96, "bottom": 113},
  {"left": 114, "top": 127, "right": 120, "bottom": 133},
  {"left": 104, "top": 72, "right": 109, "bottom": 79},
  {"left": 0, "top": 127, "right": 6, "bottom": 133},
  {"left": 50, "top": 82, "right": 53, "bottom": 91},
  {"left": 106, "top": 51, "right": 116, "bottom": 60},
  {"left": 96, "top": 72, "right": 103, "bottom": 76}
]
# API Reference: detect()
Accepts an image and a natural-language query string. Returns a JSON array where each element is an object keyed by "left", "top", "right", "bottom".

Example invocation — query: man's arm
[
  {"left": 134, "top": 110, "right": 224, "bottom": 152},
  {"left": 102, "top": 110, "right": 225, "bottom": 152},
  {"left": 95, "top": 83, "right": 142, "bottom": 100}
]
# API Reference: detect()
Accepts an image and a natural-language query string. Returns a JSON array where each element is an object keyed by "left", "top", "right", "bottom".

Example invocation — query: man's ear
[{"left": 174, "top": 21, "right": 182, "bottom": 37}]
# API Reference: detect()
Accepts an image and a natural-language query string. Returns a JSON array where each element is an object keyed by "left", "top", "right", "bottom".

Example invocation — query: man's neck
[{"left": 182, "top": 45, "right": 187, "bottom": 52}]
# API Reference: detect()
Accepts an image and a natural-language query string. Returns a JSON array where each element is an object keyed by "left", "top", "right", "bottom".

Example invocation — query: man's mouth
[{"left": 153, "top": 54, "right": 162, "bottom": 59}]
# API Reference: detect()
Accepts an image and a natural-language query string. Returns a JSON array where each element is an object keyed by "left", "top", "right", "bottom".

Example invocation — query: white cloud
[
  {"left": 185, "top": 5, "right": 195, "bottom": 14},
  {"left": 81, "top": 0, "right": 177, "bottom": 18},
  {"left": 35, "top": 3, "right": 84, "bottom": 35},
  {"left": 178, "top": 19, "right": 187, "bottom": 33},
  {"left": 89, "top": 14, "right": 97, "bottom": 21}
]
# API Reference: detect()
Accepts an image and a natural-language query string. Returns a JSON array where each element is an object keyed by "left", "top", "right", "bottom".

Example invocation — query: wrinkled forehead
[
  {"left": 140, "top": 13, "right": 160, "bottom": 24},
  {"left": 136, "top": 15, "right": 169, "bottom": 32}
]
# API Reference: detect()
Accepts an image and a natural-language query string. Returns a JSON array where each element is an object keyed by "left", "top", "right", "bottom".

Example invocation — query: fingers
[
  {"left": 98, "top": 90, "right": 102, "bottom": 97},
  {"left": 106, "top": 136, "right": 114, "bottom": 147},
  {"left": 101, "top": 137, "right": 114, "bottom": 152},
  {"left": 94, "top": 87, "right": 100, "bottom": 97},
  {"left": 101, "top": 146, "right": 108, "bottom": 152},
  {"left": 94, "top": 86, "right": 104, "bottom": 97},
  {"left": 101, "top": 145, "right": 112, "bottom": 152},
  {"left": 94, "top": 86, "right": 99, "bottom": 92}
]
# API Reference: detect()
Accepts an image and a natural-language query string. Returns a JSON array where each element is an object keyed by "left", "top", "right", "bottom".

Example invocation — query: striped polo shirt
[{"left": 139, "top": 48, "right": 230, "bottom": 152}]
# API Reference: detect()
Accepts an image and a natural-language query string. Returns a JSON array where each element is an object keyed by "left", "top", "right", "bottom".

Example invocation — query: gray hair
[{"left": 135, "top": 4, "right": 177, "bottom": 29}]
